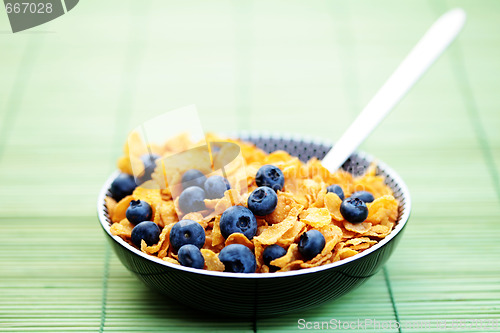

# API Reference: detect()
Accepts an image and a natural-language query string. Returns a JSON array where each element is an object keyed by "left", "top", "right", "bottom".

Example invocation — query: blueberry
[
  {"left": 178, "top": 186, "right": 206, "bottom": 214},
  {"left": 126, "top": 200, "right": 153, "bottom": 225},
  {"left": 255, "top": 165, "right": 285, "bottom": 192},
  {"left": 137, "top": 153, "right": 160, "bottom": 184},
  {"left": 169, "top": 219, "right": 206, "bottom": 251},
  {"left": 326, "top": 184, "right": 345, "bottom": 200},
  {"left": 131, "top": 221, "right": 160, "bottom": 248},
  {"left": 350, "top": 191, "right": 375, "bottom": 203},
  {"left": 247, "top": 186, "right": 278, "bottom": 216},
  {"left": 220, "top": 206, "right": 258, "bottom": 240},
  {"left": 298, "top": 230, "right": 325, "bottom": 261},
  {"left": 109, "top": 174, "right": 137, "bottom": 201},
  {"left": 182, "top": 169, "right": 207, "bottom": 190},
  {"left": 262, "top": 244, "right": 287, "bottom": 272},
  {"left": 177, "top": 244, "right": 205, "bottom": 269},
  {"left": 340, "top": 197, "right": 368, "bottom": 223},
  {"left": 219, "top": 244, "right": 256, "bottom": 273},
  {"left": 204, "top": 175, "right": 231, "bottom": 199},
  {"left": 141, "top": 153, "right": 160, "bottom": 168}
]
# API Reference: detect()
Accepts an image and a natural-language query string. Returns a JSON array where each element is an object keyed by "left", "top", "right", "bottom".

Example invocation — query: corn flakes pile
[{"left": 105, "top": 133, "right": 399, "bottom": 273}]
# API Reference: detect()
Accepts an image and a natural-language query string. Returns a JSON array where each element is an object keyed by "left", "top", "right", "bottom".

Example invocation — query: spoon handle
[{"left": 321, "top": 8, "right": 466, "bottom": 173}]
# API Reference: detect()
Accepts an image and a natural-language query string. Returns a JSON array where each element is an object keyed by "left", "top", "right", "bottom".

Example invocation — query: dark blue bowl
[{"left": 97, "top": 133, "right": 411, "bottom": 318}]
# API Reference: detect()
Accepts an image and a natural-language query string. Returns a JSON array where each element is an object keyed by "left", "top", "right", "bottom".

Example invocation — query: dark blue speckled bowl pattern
[{"left": 97, "top": 133, "right": 411, "bottom": 318}]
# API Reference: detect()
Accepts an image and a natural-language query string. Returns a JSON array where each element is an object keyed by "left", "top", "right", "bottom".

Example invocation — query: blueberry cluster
[
  {"left": 178, "top": 170, "right": 231, "bottom": 214},
  {"left": 111, "top": 164, "right": 377, "bottom": 273},
  {"left": 215, "top": 165, "right": 286, "bottom": 273},
  {"left": 170, "top": 219, "right": 206, "bottom": 269},
  {"left": 110, "top": 173, "right": 162, "bottom": 249},
  {"left": 174, "top": 165, "right": 286, "bottom": 273},
  {"left": 326, "top": 184, "right": 374, "bottom": 224}
]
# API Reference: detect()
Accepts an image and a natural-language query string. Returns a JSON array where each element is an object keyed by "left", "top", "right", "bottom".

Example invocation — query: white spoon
[{"left": 321, "top": 8, "right": 466, "bottom": 173}]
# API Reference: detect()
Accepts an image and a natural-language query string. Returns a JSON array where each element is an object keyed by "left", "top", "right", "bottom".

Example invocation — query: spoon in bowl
[{"left": 321, "top": 8, "right": 466, "bottom": 173}]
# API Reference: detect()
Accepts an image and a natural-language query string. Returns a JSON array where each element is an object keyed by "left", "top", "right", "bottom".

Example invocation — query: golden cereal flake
[{"left": 300, "top": 207, "right": 331, "bottom": 228}]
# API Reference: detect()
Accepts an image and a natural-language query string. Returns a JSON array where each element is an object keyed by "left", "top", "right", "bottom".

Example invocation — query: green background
[{"left": 1, "top": 0, "right": 499, "bottom": 332}]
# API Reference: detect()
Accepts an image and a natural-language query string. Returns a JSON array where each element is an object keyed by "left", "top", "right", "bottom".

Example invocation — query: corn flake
[
  {"left": 162, "top": 257, "right": 180, "bottom": 265},
  {"left": 301, "top": 207, "right": 331, "bottom": 228},
  {"left": 265, "top": 192, "right": 302, "bottom": 225},
  {"left": 279, "top": 260, "right": 304, "bottom": 272},
  {"left": 366, "top": 195, "right": 399, "bottom": 225},
  {"left": 362, "top": 224, "right": 392, "bottom": 238},
  {"left": 112, "top": 195, "right": 134, "bottom": 223},
  {"left": 271, "top": 244, "right": 301, "bottom": 269},
  {"left": 157, "top": 224, "right": 175, "bottom": 258},
  {"left": 254, "top": 207, "right": 300, "bottom": 245},
  {"left": 339, "top": 248, "right": 359, "bottom": 260},
  {"left": 211, "top": 216, "right": 224, "bottom": 247},
  {"left": 343, "top": 221, "right": 373, "bottom": 234},
  {"left": 318, "top": 224, "right": 343, "bottom": 243},
  {"left": 253, "top": 239, "right": 265, "bottom": 269},
  {"left": 324, "top": 192, "right": 343, "bottom": 221},
  {"left": 140, "top": 225, "right": 170, "bottom": 255},
  {"left": 133, "top": 187, "right": 162, "bottom": 205},
  {"left": 182, "top": 212, "right": 209, "bottom": 229},
  {"left": 264, "top": 150, "right": 294, "bottom": 165},
  {"left": 260, "top": 265, "right": 270, "bottom": 273},
  {"left": 157, "top": 201, "right": 178, "bottom": 226},
  {"left": 201, "top": 249, "right": 225, "bottom": 271},
  {"left": 110, "top": 219, "right": 134, "bottom": 238},
  {"left": 301, "top": 252, "right": 334, "bottom": 268},
  {"left": 276, "top": 220, "right": 306, "bottom": 248},
  {"left": 345, "top": 237, "right": 377, "bottom": 251},
  {"left": 225, "top": 233, "right": 254, "bottom": 250},
  {"left": 105, "top": 197, "right": 117, "bottom": 221}
]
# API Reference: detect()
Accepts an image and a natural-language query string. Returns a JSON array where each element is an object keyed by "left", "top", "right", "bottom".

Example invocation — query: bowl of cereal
[{"left": 97, "top": 132, "right": 411, "bottom": 318}]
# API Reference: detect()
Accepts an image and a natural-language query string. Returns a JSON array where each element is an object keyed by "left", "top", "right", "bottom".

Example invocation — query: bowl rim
[{"left": 97, "top": 133, "right": 411, "bottom": 279}]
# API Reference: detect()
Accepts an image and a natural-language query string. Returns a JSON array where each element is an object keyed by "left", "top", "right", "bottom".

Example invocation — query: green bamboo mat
[{"left": 1, "top": 0, "right": 500, "bottom": 332}]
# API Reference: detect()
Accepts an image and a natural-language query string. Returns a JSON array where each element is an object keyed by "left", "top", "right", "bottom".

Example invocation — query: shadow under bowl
[{"left": 97, "top": 133, "right": 411, "bottom": 318}]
